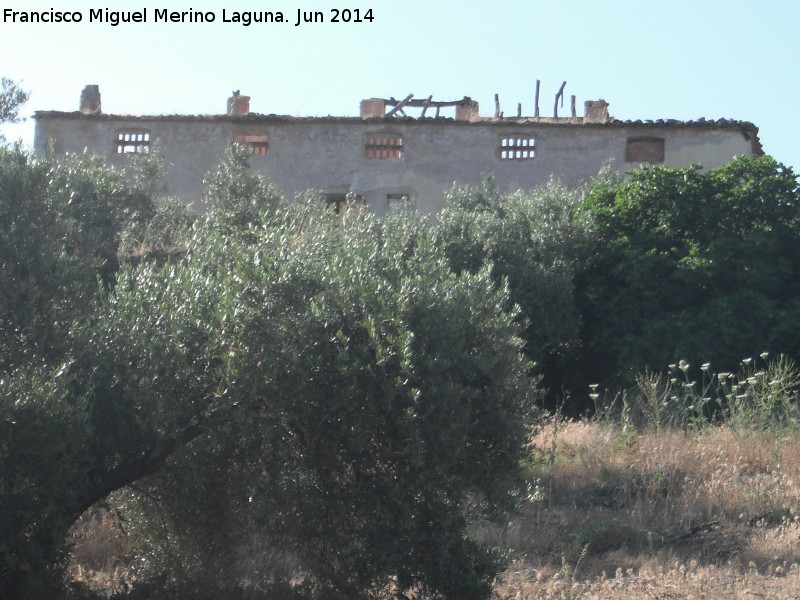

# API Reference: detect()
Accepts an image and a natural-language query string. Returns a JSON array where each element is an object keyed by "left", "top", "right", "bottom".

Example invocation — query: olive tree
[
  {"left": 0, "top": 78, "right": 29, "bottom": 143},
  {"left": 1, "top": 147, "right": 537, "bottom": 600},
  {"left": 0, "top": 144, "right": 168, "bottom": 598},
  {"left": 0, "top": 146, "right": 159, "bottom": 371},
  {"left": 434, "top": 175, "right": 593, "bottom": 403},
  {"left": 106, "top": 201, "right": 536, "bottom": 600}
]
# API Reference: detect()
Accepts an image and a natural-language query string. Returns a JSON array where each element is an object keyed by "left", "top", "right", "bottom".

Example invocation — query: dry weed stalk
[{"left": 492, "top": 420, "right": 800, "bottom": 599}]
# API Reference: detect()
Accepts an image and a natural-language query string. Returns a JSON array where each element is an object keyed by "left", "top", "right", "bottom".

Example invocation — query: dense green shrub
[{"left": 576, "top": 156, "right": 800, "bottom": 391}]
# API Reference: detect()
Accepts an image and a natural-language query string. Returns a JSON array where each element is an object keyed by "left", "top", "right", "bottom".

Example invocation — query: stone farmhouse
[{"left": 33, "top": 85, "right": 762, "bottom": 214}]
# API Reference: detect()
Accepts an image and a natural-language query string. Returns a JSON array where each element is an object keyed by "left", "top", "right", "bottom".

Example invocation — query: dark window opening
[
  {"left": 325, "top": 193, "right": 365, "bottom": 214},
  {"left": 626, "top": 137, "right": 665, "bottom": 163}
]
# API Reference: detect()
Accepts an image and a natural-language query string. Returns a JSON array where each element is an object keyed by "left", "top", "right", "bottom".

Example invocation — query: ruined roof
[
  {"left": 33, "top": 111, "right": 763, "bottom": 156},
  {"left": 31, "top": 109, "right": 759, "bottom": 128}
]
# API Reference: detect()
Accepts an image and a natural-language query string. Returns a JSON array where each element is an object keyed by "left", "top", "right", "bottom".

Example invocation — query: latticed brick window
[
  {"left": 234, "top": 133, "right": 269, "bottom": 155},
  {"left": 499, "top": 135, "right": 536, "bottom": 160},
  {"left": 116, "top": 131, "right": 150, "bottom": 154},
  {"left": 366, "top": 133, "right": 403, "bottom": 159}
]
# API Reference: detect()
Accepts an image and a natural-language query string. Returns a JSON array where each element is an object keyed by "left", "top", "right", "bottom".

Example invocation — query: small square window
[
  {"left": 235, "top": 132, "right": 269, "bottom": 155},
  {"left": 386, "top": 193, "right": 413, "bottom": 211},
  {"left": 325, "top": 193, "right": 365, "bottom": 214},
  {"left": 499, "top": 135, "right": 536, "bottom": 160},
  {"left": 366, "top": 133, "right": 403, "bottom": 159},
  {"left": 116, "top": 131, "right": 150, "bottom": 154}
]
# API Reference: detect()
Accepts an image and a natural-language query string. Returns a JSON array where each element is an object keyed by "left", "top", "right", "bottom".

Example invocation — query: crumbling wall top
[
  {"left": 584, "top": 99, "right": 610, "bottom": 124},
  {"left": 79, "top": 85, "right": 101, "bottom": 115},
  {"left": 227, "top": 91, "right": 250, "bottom": 116}
]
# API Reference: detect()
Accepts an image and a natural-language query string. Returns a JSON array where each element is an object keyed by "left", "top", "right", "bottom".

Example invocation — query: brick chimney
[
  {"left": 584, "top": 99, "right": 610, "bottom": 123},
  {"left": 455, "top": 97, "right": 479, "bottom": 122},
  {"left": 79, "top": 85, "right": 101, "bottom": 115},
  {"left": 227, "top": 91, "right": 250, "bottom": 116},
  {"left": 360, "top": 98, "right": 386, "bottom": 118}
]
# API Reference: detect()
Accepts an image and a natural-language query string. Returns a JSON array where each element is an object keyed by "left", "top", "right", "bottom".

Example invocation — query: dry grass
[
  {"left": 67, "top": 506, "right": 134, "bottom": 596},
  {"left": 68, "top": 420, "right": 800, "bottom": 599},
  {"left": 483, "top": 420, "right": 800, "bottom": 599}
]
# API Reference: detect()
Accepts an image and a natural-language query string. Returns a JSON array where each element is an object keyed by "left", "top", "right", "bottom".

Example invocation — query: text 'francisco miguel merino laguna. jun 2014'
[{"left": 3, "top": 7, "right": 375, "bottom": 26}]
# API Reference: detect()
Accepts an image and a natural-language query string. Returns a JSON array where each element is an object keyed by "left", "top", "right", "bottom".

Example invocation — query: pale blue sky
[{"left": 2, "top": 0, "right": 798, "bottom": 172}]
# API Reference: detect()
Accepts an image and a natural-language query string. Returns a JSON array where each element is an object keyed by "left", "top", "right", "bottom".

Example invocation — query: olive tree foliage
[
  {"left": 0, "top": 144, "right": 181, "bottom": 597},
  {"left": 0, "top": 145, "right": 161, "bottom": 370},
  {"left": 1, "top": 145, "right": 537, "bottom": 599},
  {"left": 110, "top": 198, "right": 536, "bottom": 600},
  {"left": 202, "top": 142, "right": 283, "bottom": 232},
  {"left": 0, "top": 365, "right": 96, "bottom": 599},
  {"left": 434, "top": 174, "right": 595, "bottom": 397},
  {"left": 576, "top": 156, "right": 800, "bottom": 388},
  {"left": 0, "top": 78, "right": 29, "bottom": 143},
  {"left": 120, "top": 147, "right": 196, "bottom": 261}
]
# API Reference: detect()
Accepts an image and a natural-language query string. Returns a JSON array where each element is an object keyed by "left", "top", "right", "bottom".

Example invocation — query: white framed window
[
  {"left": 499, "top": 135, "right": 536, "bottom": 160},
  {"left": 115, "top": 131, "right": 151, "bottom": 154}
]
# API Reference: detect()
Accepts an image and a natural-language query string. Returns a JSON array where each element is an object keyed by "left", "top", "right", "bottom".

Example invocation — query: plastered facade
[{"left": 33, "top": 91, "right": 761, "bottom": 214}]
